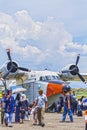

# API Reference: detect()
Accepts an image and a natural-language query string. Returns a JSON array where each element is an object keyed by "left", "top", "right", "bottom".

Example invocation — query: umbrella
[{"left": 12, "top": 87, "right": 26, "bottom": 93}]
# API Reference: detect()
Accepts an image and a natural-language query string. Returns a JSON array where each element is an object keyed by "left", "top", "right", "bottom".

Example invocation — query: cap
[
  {"left": 62, "top": 85, "right": 71, "bottom": 93},
  {"left": 38, "top": 88, "right": 43, "bottom": 92}
]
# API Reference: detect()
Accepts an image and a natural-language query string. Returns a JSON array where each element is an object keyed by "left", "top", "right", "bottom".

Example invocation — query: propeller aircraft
[{"left": 0, "top": 49, "right": 86, "bottom": 105}]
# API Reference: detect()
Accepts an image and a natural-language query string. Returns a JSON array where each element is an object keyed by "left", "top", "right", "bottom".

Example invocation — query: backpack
[{"left": 70, "top": 95, "right": 76, "bottom": 105}]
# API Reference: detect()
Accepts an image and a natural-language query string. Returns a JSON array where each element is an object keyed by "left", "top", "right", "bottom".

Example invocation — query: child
[
  {"left": 31, "top": 101, "right": 38, "bottom": 125},
  {"left": 20, "top": 107, "right": 25, "bottom": 123}
]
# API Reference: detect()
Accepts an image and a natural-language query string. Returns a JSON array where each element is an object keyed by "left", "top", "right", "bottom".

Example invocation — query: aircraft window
[
  {"left": 39, "top": 75, "right": 60, "bottom": 81},
  {"left": 56, "top": 76, "right": 60, "bottom": 79},
  {"left": 45, "top": 76, "right": 51, "bottom": 80},
  {"left": 39, "top": 76, "right": 46, "bottom": 81},
  {"left": 52, "top": 75, "right": 60, "bottom": 80}
]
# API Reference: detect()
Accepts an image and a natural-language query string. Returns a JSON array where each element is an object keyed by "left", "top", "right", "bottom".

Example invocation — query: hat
[
  {"left": 38, "top": 88, "right": 43, "bottom": 92},
  {"left": 62, "top": 85, "right": 71, "bottom": 93}
]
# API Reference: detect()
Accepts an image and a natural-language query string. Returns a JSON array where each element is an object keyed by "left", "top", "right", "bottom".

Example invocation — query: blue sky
[{"left": 0, "top": 0, "right": 87, "bottom": 72}]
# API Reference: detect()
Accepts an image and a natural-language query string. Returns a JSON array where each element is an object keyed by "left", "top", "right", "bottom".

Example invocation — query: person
[
  {"left": 56, "top": 97, "right": 64, "bottom": 113},
  {"left": 56, "top": 101, "right": 61, "bottom": 113},
  {"left": 31, "top": 100, "right": 38, "bottom": 125},
  {"left": 80, "top": 96, "right": 85, "bottom": 110},
  {"left": 0, "top": 91, "right": 6, "bottom": 125},
  {"left": 21, "top": 94, "right": 30, "bottom": 120},
  {"left": 4, "top": 90, "right": 15, "bottom": 127},
  {"left": 72, "top": 91, "right": 77, "bottom": 99},
  {"left": 71, "top": 91, "right": 78, "bottom": 114},
  {"left": 82, "top": 96, "right": 87, "bottom": 110},
  {"left": 47, "top": 102, "right": 56, "bottom": 112},
  {"left": 35, "top": 88, "right": 48, "bottom": 127},
  {"left": 77, "top": 99, "right": 83, "bottom": 116},
  {"left": 15, "top": 93, "right": 22, "bottom": 123},
  {"left": 20, "top": 106, "right": 26, "bottom": 123},
  {"left": 62, "top": 85, "right": 73, "bottom": 122}
]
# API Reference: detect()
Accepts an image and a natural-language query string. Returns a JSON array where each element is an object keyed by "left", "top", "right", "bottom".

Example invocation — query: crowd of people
[
  {"left": 0, "top": 86, "right": 87, "bottom": 127},
  {"left": 47, "top": 86, "right": 87, "bottom": 122},
  {"left": 0, "top": 88, "right": 48, "bottom": 127}
]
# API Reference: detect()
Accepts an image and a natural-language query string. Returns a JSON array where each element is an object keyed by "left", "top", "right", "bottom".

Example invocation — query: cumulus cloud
[{"left": 0, "top": 10, "right": 87, "bottom": 71}]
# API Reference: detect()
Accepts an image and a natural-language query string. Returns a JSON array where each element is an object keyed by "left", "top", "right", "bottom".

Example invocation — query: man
[
  {"left": 62, "top": 85, "right": 73, "bottom": 122},
  {"left": 71, "top": 91, "right": 77, "bottom": 114},
  {"left": 4, "top": 90, "right": 15, "bottom": 127},
  {"left": 0, "top": 91, "right": 6, "bottom": 125},
  {"left": 35, "top": 88, "right": 48, "bottom": 127}
]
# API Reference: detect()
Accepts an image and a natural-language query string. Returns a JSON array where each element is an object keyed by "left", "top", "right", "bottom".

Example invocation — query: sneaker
[
  {"left": 9, "top": 125, "right": 13, "bottom": 127},
  {"left": 4, "top": 119, "right": 8, "bottom": 126},
  {"left": 60, "top": 120, "right": 65, "bottom": 123},
  {"left": 37, "top": 123, "right": 41, "bottom": 126},
  {"left": 41, "top": 123, "right": 45, "bottom": 127},
  {"left": 33, "top": 123, "right": 37, "bottom": 125}
]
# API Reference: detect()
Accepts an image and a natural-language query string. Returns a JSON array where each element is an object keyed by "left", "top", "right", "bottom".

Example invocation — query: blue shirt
[
  {"left": 4, "top": 96, "right": 15, "bottom": 113},
  {"left": 64, "top": 94, "right": 70, "bottom": 106}
]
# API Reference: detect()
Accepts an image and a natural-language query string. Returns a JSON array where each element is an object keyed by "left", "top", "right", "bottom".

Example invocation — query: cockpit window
[{"left": 39, "top": 75, "right": 60, "bottom": 81}]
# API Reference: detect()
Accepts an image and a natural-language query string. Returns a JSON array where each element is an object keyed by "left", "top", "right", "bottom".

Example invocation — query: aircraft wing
[
  {"left": 59, "top": 72, "right": 87, "bottom": 82},
  {"left": 6, "top": 71, "right": 28, "bottom": 82},
  {"left": 0, "top": 69, "right": 28, "bottom": 84}
]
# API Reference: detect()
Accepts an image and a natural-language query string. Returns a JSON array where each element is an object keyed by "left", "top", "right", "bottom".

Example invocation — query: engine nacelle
[
  {"left": 0, "top": 61, "right": 18, "bottom": 76},
  {"left": 7, "top": 61, "right": 18, "bottom": 73},
  {"left": 60, "top": 64, "right": 79, "bottom": 79}
]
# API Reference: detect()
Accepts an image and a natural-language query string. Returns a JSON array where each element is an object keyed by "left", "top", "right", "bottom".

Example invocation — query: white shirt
[{"left": 36, "top": 94, "right": 47, "bottom": 108}]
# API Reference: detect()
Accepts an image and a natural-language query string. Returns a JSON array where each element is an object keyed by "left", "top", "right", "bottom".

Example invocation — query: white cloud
[{"left": 0, "top": 10, "right": 87, "bottom": 71}]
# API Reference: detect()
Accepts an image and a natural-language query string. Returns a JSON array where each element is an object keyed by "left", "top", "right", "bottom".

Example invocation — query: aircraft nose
[{"left": 46, "top": 80, "right": 65, "bottom": 97}]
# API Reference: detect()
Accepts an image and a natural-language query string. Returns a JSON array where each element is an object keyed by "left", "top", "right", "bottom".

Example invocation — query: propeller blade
[
  {"left": 1, "top": 78, "right": 7, "bottom": 90},
  {"left": 2, "top": 67, "right": 13, "bottom": 79},
  {"left": 2, "top": 71, "right": 10, "bottom": 79},
  {"left": 6, "top": 48, "right": 12, "bottom": 62},
  {"left": 76, "top": 54, "right": 80, "bottom": 65},
  {"left": 17, "top": 67, "right": 29, "bottom": 72},
  {"left": 77, "top": 73, "right": 85, "bottom": 82}
]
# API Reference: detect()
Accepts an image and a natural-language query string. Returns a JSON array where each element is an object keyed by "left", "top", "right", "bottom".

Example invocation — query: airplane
[{"left": 0, "top": 49, "right": 86, "bottom": 106}]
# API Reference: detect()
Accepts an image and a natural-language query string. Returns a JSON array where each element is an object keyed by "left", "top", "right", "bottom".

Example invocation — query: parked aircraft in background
[{"left": 0, "top": 49, "right": 86, "bottom": 105}]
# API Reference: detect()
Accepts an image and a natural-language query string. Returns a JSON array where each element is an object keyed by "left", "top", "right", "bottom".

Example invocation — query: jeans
[
  {"left": 5, "top": 112, "right": 13, "bottom": 125},
  {"left": 62, "top": 105, "right": 73, "bottom": 122},
  {"left": 15, "top": 106, "right": 20, "bottom": 122}
]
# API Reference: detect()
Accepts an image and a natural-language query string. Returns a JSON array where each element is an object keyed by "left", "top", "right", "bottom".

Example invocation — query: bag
[
  {"left": 70, "top": 95, "right": 76, "bottom": 105},
  {"left": 77, "top": 109, "right": 83, "bottom": 116}
]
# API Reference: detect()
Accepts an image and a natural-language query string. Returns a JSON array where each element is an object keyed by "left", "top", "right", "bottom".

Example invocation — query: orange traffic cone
[{"left": 85, "top": 110, "right": 87, "bottom": 130}]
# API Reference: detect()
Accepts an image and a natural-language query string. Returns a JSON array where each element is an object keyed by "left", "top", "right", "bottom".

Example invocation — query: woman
[
  {"left": 15, "top": 93, "right": 21, "bottom": 123},
  {"left": 21, "top": 94, "right": 30, "bottom": 120}
]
